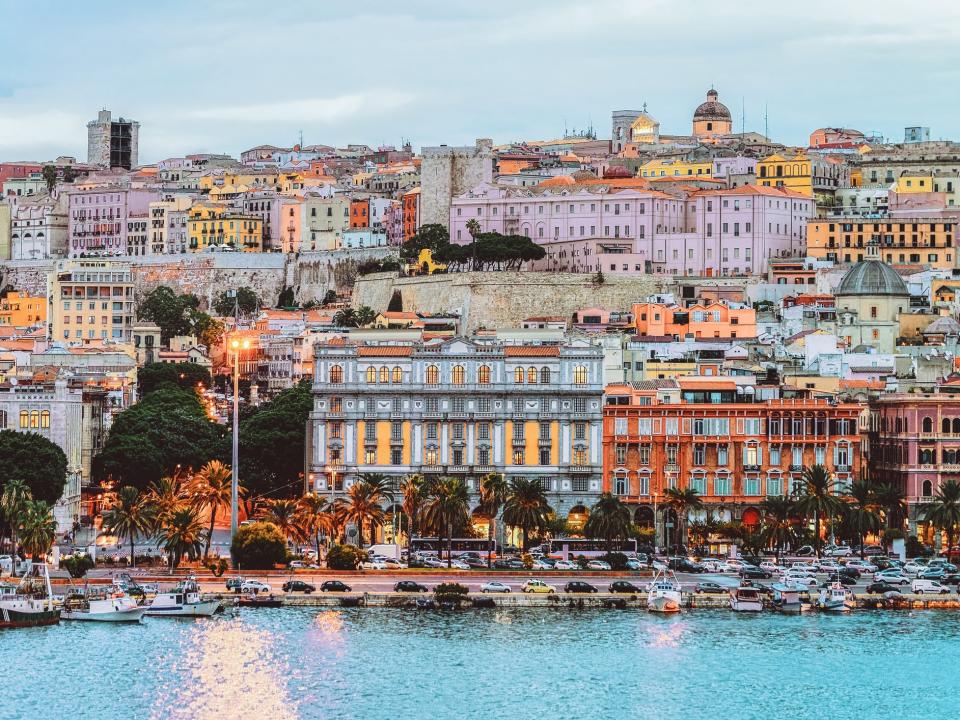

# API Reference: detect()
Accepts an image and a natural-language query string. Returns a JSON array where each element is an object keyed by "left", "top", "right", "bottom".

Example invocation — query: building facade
[
  {"left": 420, "top": 139, "right": 494, "bottom": 228},
  {"left": 67, "top": 187, "right": 157, "bottom": 257},
  {"left": 10, "top": 196, "right": 68, "bottom": 260},
  {"left": 308, "top": 337, "right": 605, "bottom": 523},
  {"left": 807, "top": 218, "right": 955, "bottom": 267},
  {"left": 49, "top": 259, "right": 135, "bottom": 344},
  {"left": 86, "top": 109, "right": 139, "bottom": 170}
]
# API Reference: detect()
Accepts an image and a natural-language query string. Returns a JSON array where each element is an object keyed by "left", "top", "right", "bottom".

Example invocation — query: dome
[
  {"left": 603, "top": 166, "right": 633, "bottom": 179},
  {"left": 693, "top": 89, "right": 731, "bottom": 121},
  {"left": 836, "top": 260, "right": 909, "bottom": 297},
  {"left": 538, "top": 175, "right": 576, "bottom": 188},
  {"left": 923, "top": 316, "right": 960, "bottom": 336}
]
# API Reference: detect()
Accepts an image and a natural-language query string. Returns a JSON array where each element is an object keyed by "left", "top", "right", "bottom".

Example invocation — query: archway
[
  {"left": 471, "top": 505, "right": 492, "bottom": 540},
  {"left": 634, "top": 506, "right": 654, "bottom": 528},
  {"left": 741, "top": 507, "right": 761, "bottom": 528},
  {"left": 567, "top": 505, "right": 589, "bottom": 532}
]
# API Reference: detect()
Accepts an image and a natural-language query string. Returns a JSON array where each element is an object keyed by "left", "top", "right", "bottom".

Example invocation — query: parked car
[
  {"left": 288, "top": 560, "right": 318, "bottom": 570},
  {"left": 823, "top": 545, "right": 853, "bottom": 557},
  {"left": 927, "top": 560, "right": 958, "bottom": 573},
  {"left": 860, "top": 545, "right": 885, "bottom": 556},
  {"left": 240, "top": 580, "right": 271, "bottom": 594},
  {"left": 421, "top": 557, "right": 446, "bottom": 568},
  {"left": 521, "top": 579, "right": 556, "bottom": 594},
  {"left": 320, "top": 580, "right": 352, "bottom": 592},
  {"left": 394, "top": 581, "right": 428, "bottom": 593},
  {"left": 759, "top": 561, "right": 780, "bottom": 574},
  {"left": 789, "top": 562, "right": 817, "bottom": 572},
  {"left": 668, "top": 558, "right": 705, "bottom": 573},
  {"left": 609, "top": 580, "right": 642, "bottom": 594},
  {"left": 912, "top": 579, "right": 950, "bottom": 594},
  {"left": 462, "top": 557, "right": 488, "bottom": 569},
  {"left": 363, "top": 558, "right": 388, "bottom": 570},
  {"left": 694, "top": 581, "right": 728, "bottom": 594},
  {"left": 586, "top": 560, "right": 611, "bottom": 571},
  {"left": 740, "top": 566, "right": 772, "bottom": 579},
  {"left": 624, "top": 560, "right": 643, "bottom": 571},
  {"left": 282, "top": 580, "right": 316, "bottom": 593},
  {"left": 872, "top": 569, "right": 910, "bottom": 585},
  {"left": 903, "top": 561, "right": 928, "bottom": 575},
  {"left": 866, "top": 580, "right": 902, "bottom": 594},
  {"left": 794, "top": 546, "right": 816, "bottom": 557},
  {"left": 918, "top": 567, "right": 947, "bottom": 580},
  {"left": 448, "top": 560, "right": 471, "bottom": 571},
  {"left": 553, "top": 560, "right": 578, "bottom": 570},
  {"left": 226, "top": 577, "right": 245, "bottom": 593},
  {"left": 782, "top": 571, "right": 819, "bottom": 587},
  {"left": 940, "top": 573, "right": 960, "bottom": 586},
  {"left": 699, "top": 559, "right": 726, "bottom": 573},
  {"left": 821, "top": 575, "right": 856, "bottom": 587},
  {"left": 564, "top": 581, "right": 598, "bottom": 594},
  {"left": 816, "top": 561, "right": 843, "bottom": 573},
  {"left": 480, "top": 581, "right": 511, "bottom": 593},
  {"left": 844, "top": 559, "right": 878, "bottom": 573}
]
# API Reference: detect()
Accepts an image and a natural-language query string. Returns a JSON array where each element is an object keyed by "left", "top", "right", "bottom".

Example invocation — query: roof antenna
[{"left": 764, "top": 103, "right": 769, "bottom": 141}]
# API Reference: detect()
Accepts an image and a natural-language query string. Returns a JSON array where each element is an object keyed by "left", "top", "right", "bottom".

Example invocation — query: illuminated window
[
  {"left": 572, "top": 449, "right": 588, "bottom": 465},
  {"left": 451, "top": 365, "right": 465, "bottom": 385},
  {"left": 513, "top": 449, "right": 525, "bottom": 465},
  {"left": 329, "top": 365, "right": 343, "bottom": 384},
  {"left": 330, "top": 396, "right": 342, "bottom": 412},
  {"left": 366, "top": 367, "right": 377, "bottom": 384},
  {"left": 478, "top": 365, "right": 491, "bottom": 384},
  {"left": 527, "top": 367, "right": 537, "bottom": 384},
  {"left": 425, "top": 448, "right": 438, "bottom": 465},
  {"left": 379, "top": 366, "right": 389, "bottom": 383},
  {"left": 40, "top": 411, "right": 50, "bottom": 429},
  {"left": 573, "top": 365, "right": 588, "bottom": 384},
  {"left": 392, "top": 366, "right": 402, "bottom": 383},
  {"left": 364, "top": 449, "right": 376, "bottom": 464},
  {"left": 425, "top": 365, "right": 440, "bottom": 384},
  {"left": 30, "top": 410, "right": 39, "bottom": 428},
  {"left": 19, "top": 410, "right": 28, "bottom": 428},
  {"left": 514, "top": 367, "right": 524, "bottom": 384}
]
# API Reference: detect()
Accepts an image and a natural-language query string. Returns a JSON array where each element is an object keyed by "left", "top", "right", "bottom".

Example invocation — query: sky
[{"left": 0, "top": 0, "right": 957, "bottom": 164}]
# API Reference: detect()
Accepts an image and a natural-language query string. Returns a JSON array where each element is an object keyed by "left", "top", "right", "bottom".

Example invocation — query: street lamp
[{"left": 230, "top": 336, "right": 250, "bottom": 539}]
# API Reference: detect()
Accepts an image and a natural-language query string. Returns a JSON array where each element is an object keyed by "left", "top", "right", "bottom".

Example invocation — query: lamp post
[{"left": 230, "top": 337, "right": 250, "bottom": 539}]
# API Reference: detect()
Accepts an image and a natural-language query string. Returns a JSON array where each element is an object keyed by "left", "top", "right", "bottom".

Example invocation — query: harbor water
[{"left": 3, "top": 607, "right": 959, "bottom": 720}]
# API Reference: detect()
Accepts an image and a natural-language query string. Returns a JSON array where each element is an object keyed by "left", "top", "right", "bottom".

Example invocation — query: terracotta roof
[
  {"left": 694, "top": 183, "right": 812, "bottom": 200},
  {"left": 839, "top": 379, "right": 884, "bottom": 389},
  {"left": 379, "top": 311, "right": 418, "bottom": 320},
  {"left": 503, "top": 346, "right": 561, "bottom": 357},
  {"left": 678, "top": 378, "right": 737, "bottom": 390},
  {"left": 357, "top": 346, "right": 414, "bottom": 357}
]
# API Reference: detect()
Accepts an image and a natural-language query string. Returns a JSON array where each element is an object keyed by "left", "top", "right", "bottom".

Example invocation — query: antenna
[
  {"left": 741, "top": 97, "right": 745, "bottom": 140},
  {"left": 298, "top": 129, "right": 303, "bottom": 148},
  {"left": 764, "top": 104, "right": 769, "bottom": 141}
]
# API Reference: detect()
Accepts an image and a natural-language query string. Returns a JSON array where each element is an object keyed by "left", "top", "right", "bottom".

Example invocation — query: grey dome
[
  {"left": 923, "top": 317, "right": 960, "bottom": 335},
  {"left": 836, "top": 260, "right": 908, "bottom": 297}
]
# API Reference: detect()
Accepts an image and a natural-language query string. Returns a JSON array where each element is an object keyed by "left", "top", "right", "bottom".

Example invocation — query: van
[{"left": 911, "top": 579, "right": 950, "bottom": 595}]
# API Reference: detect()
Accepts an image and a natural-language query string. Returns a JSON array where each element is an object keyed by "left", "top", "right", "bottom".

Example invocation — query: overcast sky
[{"left": 0, "top": 0, "right": 957, "bottom": 164}]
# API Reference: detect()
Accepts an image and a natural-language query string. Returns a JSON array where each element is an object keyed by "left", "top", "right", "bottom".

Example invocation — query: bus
[
  {"left": 409, "top": 537, "right": 497, "bottom": 559},
  {"left": 544, "top": 537, "right": 638, "bottom": 560}
]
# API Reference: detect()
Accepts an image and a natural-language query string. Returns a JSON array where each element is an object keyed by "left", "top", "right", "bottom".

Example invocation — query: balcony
[
  {"left": 789, "top": 465, "right": 805, "bottom": 472},
  {"left": 742, "top": 464, "right": 762, "bottom": 472},
  {"left": 511, "top": 436, "right": 527, "bottom": 447}
]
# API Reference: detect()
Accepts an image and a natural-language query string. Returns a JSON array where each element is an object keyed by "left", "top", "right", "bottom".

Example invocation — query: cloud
[{"left": 184, "top": 92, "right": 415, "bottom": 125}]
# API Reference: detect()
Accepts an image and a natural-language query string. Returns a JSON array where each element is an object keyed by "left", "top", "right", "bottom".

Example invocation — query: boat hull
[
  {"left": 648, "top": 595, "right": 681, "bottom": 614},
  {"left": 730, "top": 599, "right": 763, "bottom": 612},
  {"left": 0, "top": 608, "right": 60, "bottom": 629},
  {"left": 145, "top": 600, "right": 222, "bottom": 618},
  {"left": 62, "top": 606, "right": 146, "bottom": 623},
  {"left": 772, "top": 601, "right": 803, "bottom": 614}
]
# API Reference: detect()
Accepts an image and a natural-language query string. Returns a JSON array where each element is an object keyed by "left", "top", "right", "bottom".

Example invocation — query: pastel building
[
  {"left": 67, "top": 187, "right": 158, "bottom": 257},
  {"left": 10, "top": 196, "right": 68, "bottom": 260},
  {"left": 48, "top": 259, "right": 135, "bottom": 344},
  {"left": 632, "top": 300, "right": 757, "bottom": 339}
]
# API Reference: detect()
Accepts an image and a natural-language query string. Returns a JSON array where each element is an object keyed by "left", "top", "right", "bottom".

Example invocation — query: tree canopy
[
  {"left": 213, "top": 287, "right": 260, "bottom": 317},
  {"left": 137, "top": 362, "right": 212, "bottom": 397},
  {"left": 432, "top": 231, "right": 546, "bottom": 271},
  {"left": 400, "top": 223, "right": 450, "bottom": 262},
  {"left": 137, "top": 286, "right": 222, "bottom": 346},
  {"left": 0, "top": 430, "right": 68, "bottom": 505}
]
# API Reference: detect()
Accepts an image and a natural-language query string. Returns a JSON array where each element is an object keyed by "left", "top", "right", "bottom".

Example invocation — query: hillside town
[{"left": 1, "top": 90, "right": 960, "bottom": 564}]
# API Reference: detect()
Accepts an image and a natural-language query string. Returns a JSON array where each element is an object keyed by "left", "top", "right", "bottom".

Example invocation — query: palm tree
[
  {"left": 359, "top": 472, "right": 396, "bottom": 503},
  {"left": 355, "top": 306, "right": 376, "bottom": 327},
  {"left": 584, "top": 493, "right": 633, "bottom": 554},
  {"left": 422, "top": 477, "right": 470, "bottom": 567},
  {"left": 846, "top": 481, "right": 882, "bottom": 559},
  {"left": 399, "top": 474, "right": 424, "bottom": 543},
  {"left": 924, "top": 480, "right": 960, "bottom": 562},
  {"left": 262, "top": 498, "right": 301, "bottom": 546},
  {"left": 102, "top": 486, "right": 154, "bottom": 568},
  {"left": 19, "top": 500, "right": 56, "bottom": 561},
  {"left": 663, "top": 487, "right": 703, "bottom": 551},
  {"left": 145, "top": 475, "right": 187, "bottom": 533},
  {"left": 334, "top": 481, "right": 386, "bottom": 548},
  {"left": 792, "top": 465, "right": 844, "bottom": 558},
  {"left": 873, "top": 481, "right": 907, "bottom": 534},
  {"left": 0, "top": 478, "right": 32, "bottom": 559},
  {"left": 760, "top": 495, "right": 795, "bottom": 560},
  {"left": 502, "top": 478, "right": 552, "bottom": 552},
  {"left": 479, "top": 473, "right": 509, "bottom": 567},
  {"left": 157, "top": 506, "right": 205, "bottom": 574},
  {"left": 189, "top": 460, "right": 238, "bottom": 559},
  {"left": 296, "top": 493, "right": 333, "bottom": 560},
  {"left": 332, "top": 308, "right": 359, "bottom": 328}
]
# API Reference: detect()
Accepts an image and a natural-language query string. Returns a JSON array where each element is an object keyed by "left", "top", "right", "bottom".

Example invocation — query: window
[
  {"left": 574, "top": 397, "right": 587, "bottom": 413},
  {"left": 573, "top": 365, "right": 588, "bottom": 384},
  {"left": 689, "top": 475, "right": 707, "bottom": 494},
  {"left": 426, "top": 422, "right": 438, "bottom": 440},
  {"left": 614, "top": 417, "right": 628, "bottom": 435},
  {"left": 527, "top": 367, "right": 538, "bottom": 384},
  {"left": 329, "top": 422, "right": 342, "bottom": 439},
  {"left": 425, "top": 365, "right": 440, "bottom": 384},
  {"left": 392, "top": 366, "right": 402, "bottom": 383},
  {"left": 572, "top": 449, "right": 588, "bottom": 465},
  {"left": 514, "top": 367, "right": 524, "bottom": 384},
  {"left": 477, "top": 398, "right": 491, "bottom": 413},
  {"left": 478, "top": 448, "right": 490, "bottom": 465},
  {"left": 717, "top": 445, "right": 728, "bottom": 466},
  {"left": 478, "top": 365, "right": 491, "bottom": 384},
  {"left": 513, "top": 449, "right": 525, "bottom": 465},
  {"left": 923, "top": 417, "right": 933, "bottom": 433},
  {"left": 693, "top": 444, "right": 705, "bottom": 465},
  {"left": 615, "top": 445, "right": 627, "bottom": 465},
  {"left": 766, "top": 476, "right": 782, "bottom": 496},
  {"left": 743, "top": 444, "right": 762, "bottom": 467},
  {"left": 0, "top": 410, "right": 5, "bottom": 428},
  {"left": 19, "top": 410, "right": 28, "bottom": 428},
  {"left": 379, "top": 366, "right": 389, "bottom": 383},
  {"left": 364, "top": 450, "right": 376, "bottom": 464},
  {"left": 391, "top": 448, "right": 402, "bottom": 465},
  {"left": 744, "top": 476, "right": 761, "bottom": 496},
  {"left": 330, "top": 365, "right": 343, "bottom": 383},
  {"left": 366, "top": 367, "right": 377, "bottom": 384},
  {"left": 574, "top": 422, "right": 586, "bottom": 440},
  {"left": 452, "top": 423, "right": 464, "bottom": 440},
  {"left": 513, "top": 422, "right": 525, "bottom": 440},
  {"left": 39, "top": 410, "right": 50, "bottom": 429},
  {"left": 365, "top": 423, "right": 376, "bottom": 441},
  {"left": 539, "top": 448, "right": 551, "bottom": 465},
  {"left": 425, "top": 449, "right": 439, "bottom": 466},
  {"left": 391, "top": 421, "right": 402, "bottom": 441},
  {"left": 539, "top": 422, "right": 551, "bottom": 440},
  {"left": 425, "top": 397, "right": 439, "bottom": 414},
  {"left": 540, "top": 367, "right": 551, "bottom": 383},
  {"left": 451, "top": 365, "right": 465, "bottom": 385},
  {"left": 714, "top": 475, "right": 732, "bottom": 495}
]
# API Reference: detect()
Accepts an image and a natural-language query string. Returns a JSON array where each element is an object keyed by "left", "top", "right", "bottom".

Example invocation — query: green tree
[
  {"left": 262, "top": 498, "right": 301, "bottom": 545},
  {"left": 422, "top": 477, "right": 470, "bottom": 567},
  {"left": 332, "top": 308, "right": 359, "bottom": 328},
  {"left": 189, "top": 460, "right": 237, "bottom": 559},
  {"left": 846, "top": 481, "right": 882, "bottom": 559},
  {"left": 213, "top": 287, "right": 260, "bottom": 317},
  {"left": 102, "top": 486, "right": 154, "bottom": 567},
  {"left": 479, "top": 473, "right": 509, "bottom": 568},
  {"left": 137, "top": 286, "right": 200, "bottom": 343},
  {"left": 399, "top": 474, "right": 425, "bottom": 542},
  {"left": 296, "top": 493, "right": 333, "bottom": 560},
  {"left": 873, "top": 481, "right": 907, "bottom": 534},
  {"left": 0, "top": 430, "right": 68, "bottom": 505},
  {"left": 502, "top": 478, "right": 552, "bottom": 551},
  {"left": 42, "top": 165, "right": 57, "bottom": 193},
  {"left": 663, "top": 487, "right": 703, "bottom": 549},
  {"left": 137, "top": 362, "right": 212, "bottom": 397},
  {"left": 0, "top": 478, "right": 31, "bottom": 558},
  {"left": 584, "top": 493, "right": 632, "bottom": 553},
  {"left": 145, "top": 475, "right": 188, "bottom": 532},
  {"left": 230, "top": 521, "right": 287, "bottom": 570},
  {"left": 191, "top": 312, "right": 225, "bottom": 349},
  {"left": 62, "top": 166, "right": 76, "bottom": 183},
  {"left": 760, "top": 495, "right": 796, "bottom": 560},
  {"left": 19, "top": 500, "right": 56, "bottom": 560},
  {"left": 334, "top": 481, "right": 386, "bottom": 548},
  {"left": 355, "top": 305, "right": 376, "bottom": 327},
  {"left": 793, "top": 465, "right": 844, "bottom": 558},
  {"left": 924, "top": 480, "right": 960, "bottom": 562},
  {"left": 400, "top": 223, "right": 450, "bottom": 263},
  {"left": 157, "top": 506, "right": 205, "bottom": 574},
  {"left": 325, "top": 543, "right": 364, "bottom": 570}
]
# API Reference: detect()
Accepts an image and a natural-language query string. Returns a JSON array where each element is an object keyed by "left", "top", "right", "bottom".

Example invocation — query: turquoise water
[{"left": 2, "top": 608, "right": 958, "bottom": 720}]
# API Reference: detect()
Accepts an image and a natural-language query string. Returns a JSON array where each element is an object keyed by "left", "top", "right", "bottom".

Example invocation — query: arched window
[
  {"left": 366, "top": 367, "right": 377, "bottom": 384},
  {"left": 451, "top": 365, "right": 465, "bottom": 385},
  {"left": 40, "top": 410, "right": 50, "bottom": 429},
  {"left": 514, "top": 367, "right": 524, "bottom": 384},
  {"left": 527, "top": 367, "right": 537, "bottom": 384},
  {"left": 920, "top": 448, "right": 935, "bottom": 464},
  {"left": 922, "top": 417, "right": 933, "bottom": 433},
  {"left": 953, "top": 418, "right": 960, "bottom": 435},
  {"left": 29, "top": 410, "right": 39, "bottom": 428},
  {"left": 922, "top": 480, "right": 933, "bottom": 497},
  {"left": 0, "top": 410, "right": 6, "bottom": 428},
  {"left": 944, "top": 418, "right": 951, "bottom": 434},
  {"left": 379, "top": 366, "right": 389, "bottom": 383},
  {"left": 329, "top": 365, "right": 343, "bottom": 384},
  {"left": 540, "top": 367, "right": 551, "bottom": 384},
  {"left": 19, "top": 410, "right": 28, "bottom": 428},
  {"left": 478, "top": 365, "right": 491, "bottom": 384},
  {"left": 573, "top": 365, "right": 588, "bottom": 385},
  {"left": 425, "top": 365, "right": 440, "bottom": 384},
  {"left": 392, "top": 366, "right": 402, "bottom": 383}
]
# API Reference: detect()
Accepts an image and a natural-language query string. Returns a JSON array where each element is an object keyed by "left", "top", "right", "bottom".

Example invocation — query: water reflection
[{"left": 150, "top": 618, "right": 297, "bottom": 720}]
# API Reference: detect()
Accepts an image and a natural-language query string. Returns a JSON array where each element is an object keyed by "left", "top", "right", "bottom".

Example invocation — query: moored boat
[
  {"left": 0, "top": 564, "right": 60, "bottom": 630},
  {"left": 647, "top": 568, "right": 682, "bottom": 614},
  {"left": 816, "top": 581, "right": 852, "bottom": 612},
  {"left": 61, "top": 586, "right": 146, "bottom": 623},
  {"left": 729, "top": 583, "right": 763, "bottom": 612},
  {"left": 237, "top": 594, "right": 283, "bottom": 609},
  {"left": 145, "top": 578, "right": 221, "bottom": 618},
  {"left": 770, "top": 582, "right": 803, "bottom": 614}
]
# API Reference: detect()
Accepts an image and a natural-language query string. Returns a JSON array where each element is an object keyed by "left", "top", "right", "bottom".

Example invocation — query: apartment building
[{"left": 48, "top": 259, "right": 135, "bottom": 344}]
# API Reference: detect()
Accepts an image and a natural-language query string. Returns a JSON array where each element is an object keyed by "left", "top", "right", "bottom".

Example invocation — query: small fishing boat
[
  {"left": 145, "top": 577, "right": 221, "bottom": 618},
  {"left": 647, "top": 568, "right": 682, "bottom": 614},
  {"left": 62, "top": 585, "right": 146, "bottom": 623},
  {"left": 729, "top": 583, "right": 763, "bottom": 612},
  {"left": 237, "top": 594, "right": 283, "bottom": 609},
  {"left": 816, "top": 581, "right": 853, "bottom": 612},
  {"left": 770, "top": 582, "right": 803, "bottom": 614},
  {"left": 0, "top": 564, "right": 60, "bottom": 629}
]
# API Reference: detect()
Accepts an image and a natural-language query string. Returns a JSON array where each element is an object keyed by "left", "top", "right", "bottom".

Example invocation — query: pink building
[
  {"left": 67, "top": 187, "right": 158, "bottom": 257},
  {"left": 450, "top": 182, "right": 813, "bottom": 276}
]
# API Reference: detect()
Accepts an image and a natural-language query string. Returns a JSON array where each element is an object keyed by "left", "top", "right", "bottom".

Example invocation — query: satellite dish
[{"left": 9, "top": 377, "right": 17, "bottom": 386}]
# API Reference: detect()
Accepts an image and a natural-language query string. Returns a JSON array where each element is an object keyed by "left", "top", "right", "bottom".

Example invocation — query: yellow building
[
  {"left": 895, "top": 173, "right": 960, "bottom": 206},
  {"left": 758, "top": 151, "right": 851, "bottom": 199},
  {"left": 187, "top": 203, "right": 263, "bottom": 252},
  {"left": 199, "top": 170, "right": 281, "bottom": 192},
  {"left": 49, "top": 259, "right": 135, "bottom": 344},
  {"left": 639, "top": 158, "right": 713, "bottom": 178},
  {"left": 806, "top": 218, "right": 955, "bottom": 268},
  {"left": 0, "top": 291, "right": 46, "bottom": 328},
  {"left": 895, "top": 173, "right": 935, "bottom": 193}
]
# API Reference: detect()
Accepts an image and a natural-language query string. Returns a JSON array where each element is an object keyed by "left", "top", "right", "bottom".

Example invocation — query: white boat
[
  {"left": 145, "top": 578, "right": 221, "bottom": 618},
  {"left": 770, "top": 582, "right": 803, "bottom": 614},
  {"left": 62, "top": 586, "right": 146, "bottom": 623},
  {"left": 0, "top": 564, "right": 60, "bottom": 629},
  {"left": 729, "top": 583, "right": 763, "bottom": 612},
  {"left": 647, "top": 568, "right": 682, "bottom": 614},
  {"left": 816, "top": 581, "right": 853, "bottom": 612}
]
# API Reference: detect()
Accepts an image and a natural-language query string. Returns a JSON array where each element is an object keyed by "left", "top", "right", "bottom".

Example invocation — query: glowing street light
[{"left": 230, "top": 336, "right": 251, "bottom": 539}]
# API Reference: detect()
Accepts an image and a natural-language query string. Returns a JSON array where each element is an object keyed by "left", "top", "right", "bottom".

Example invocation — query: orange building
[
  {"left": 349, "top": 198, "right": 370, "bottom": 229},
  {"left": 0, "top": 291, "right": 46, "bottom": 328},
  {"left": 632, "top": 300, "right": 756, "bottom": 340},
  {"left": 602, "top": 380, "right": 864, "bottom": 548},
  {"left": 402, "top": 188, "right": 420, "bottom": 242},
  {"left": 806, "top": 218, "right": 955, "bottom": 267}
]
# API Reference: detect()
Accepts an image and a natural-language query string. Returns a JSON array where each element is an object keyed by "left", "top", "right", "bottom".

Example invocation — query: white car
[
  {"left": 724, "top": 559, "right": 746, "bottom": 570},
  {"left": 240, "top": 580, "right": 271, "bottom": 594},
  {"left": 824, "top": 545, "right": 853, "bottom": 557},
  {"left": 586, "top": 560, "right": 611, "bottom": 571},
  {"left": 790, "top": 562, "right": 817, "bottom": 572},
  {"left": 553, "top": 560, "right": 578, "bottom": 570},
  {"left": 363, "top": 559, "right": 387, "bottom": 569},
  {"left": 872, "top": 570, "right": 910, "bottom": 585},
  {"left": 699, "top": 559, "right": 725, "bottom": 573},
  {"left": 449, "top": 560, "right": 471, "bottom": 570},
  {"left": 844, "top": 559, "right": 878, "bottom": 573},
  {"left": 759, "top": 561, "right": 780, "bottom": 573},
  {"left": 817, "top": 561, "right": 843, "bottom": 573},
  {"left": 912, "top": 579, "right": 950, "bottom": 594},
  {"left": 480, "top": 581, "right": 512, "bottom": 593},
  {"left": 903, "top": 561, "right": 928, "bottom": 575},
  {"left": 782, "top": 571, "right": 819, "bottom": 587},
  {"left": 421, "top": 557, "right": 445, "bottom": 568},
  {"left": 532, "top": 559, "right": 555, "bottom": 570}
]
